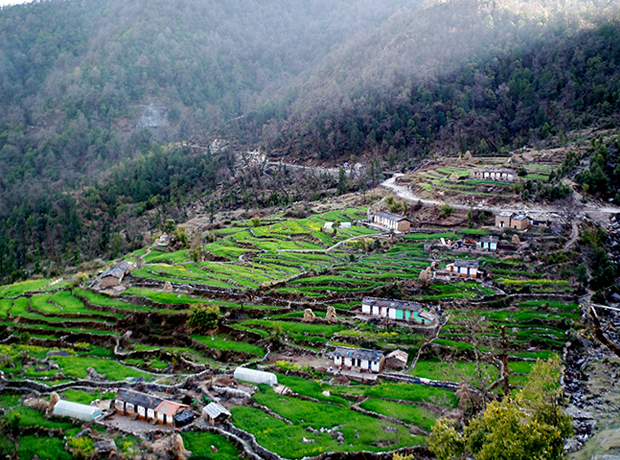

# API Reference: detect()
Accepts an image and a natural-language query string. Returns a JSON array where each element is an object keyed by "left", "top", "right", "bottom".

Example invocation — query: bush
[
  {"left": 187, "top": 304, "right": 220, "bottom": 332},
  {"left": 439, "top": 204, "right": 454, "bottom": 218}
]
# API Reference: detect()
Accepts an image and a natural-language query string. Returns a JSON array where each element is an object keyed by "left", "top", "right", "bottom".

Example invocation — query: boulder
[{"left": 512, "top": 234, "right": 521, "bottom": 245}]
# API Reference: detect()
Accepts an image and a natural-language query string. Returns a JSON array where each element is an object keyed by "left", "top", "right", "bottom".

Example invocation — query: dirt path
[
  {"left": 382, "top": 174, "right": 620, "bottom": 221},
  {"left": 564, "top": 220, "right": 581, "bottom": 251}
]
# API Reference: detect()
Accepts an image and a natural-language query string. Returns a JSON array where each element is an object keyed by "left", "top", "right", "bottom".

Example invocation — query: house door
[{"left": 467, "top": 268, "right": 470, "bottom": 277}]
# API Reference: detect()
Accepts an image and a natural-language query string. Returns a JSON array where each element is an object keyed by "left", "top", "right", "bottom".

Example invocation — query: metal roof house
[
  {"left": 53, "top": 400, "right": 103, "bottom": 422},
  {"left": 202, "top": 402, "right": 231, "bottom": 426},
  {"left": 95, "top": 260, "right": 134, "bottom": 289},
  {"left": 233, "top": 367, "right": 278, "bottom": 386},
  {"left": 446, "top": 260, "right": 480, "bottom": 278},
  {"left": 332, "top": 347, "right": 385, "bottom": 373},
  {"left": 361, "top": 297, "right": 433, "bottom": 324},
  {"left": 372, "top": 212, "right": 411, "bottom": 232},
  {"left": 114, "top": 389, "right": 189, "bottom": 426},
  {"left": 495, "top": 212, "right": 531, "bottom": 230}
]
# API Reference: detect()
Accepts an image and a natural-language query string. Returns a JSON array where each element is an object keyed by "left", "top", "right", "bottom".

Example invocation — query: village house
[
  {"left": 494, "top": 212, "right": 531, "bottom": 230},
  {"left": 372, "top": 212, "right": 411, "bottom": 232},
  {"left": 361, "top": 297, "right": 434, "bottom": 324},
  {"left": 331, "top": 347, "right": 385, "bottom": 373},
  {"left": 203, "top": 402, "right": 231, "bottom": 426},
  {"left": 113, "top": 389, "right": 189, "bottom": 426},
  {"left": 446, "top": 260, "right": 480, "bottom": 278},
  {"left": 477, "top": 235, "right": 499, "bottom": 251},
  {"left": 511, "top": 214, "right": 530, "bottom": 230},
  {"left": 97, "top": 260, "right": 134, "bottom": 289},
  {"left": 471, "top": 169, "right": 516, "bottom": 181}
]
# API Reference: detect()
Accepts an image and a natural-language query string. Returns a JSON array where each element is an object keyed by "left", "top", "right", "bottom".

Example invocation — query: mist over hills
[{"left": 0, "top": 0, "right": 619, "bottom": 280}]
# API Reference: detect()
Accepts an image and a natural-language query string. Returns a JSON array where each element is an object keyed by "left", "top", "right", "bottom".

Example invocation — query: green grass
[
  {"left": 359, "top": 398, "right": 436, "bottom": 430},
  {"left": 5, "top": 407, "right": 74, "bottom": 429},
  {"left": 61, "top": 389, "right": 114, "bottom": 404},
  {"left": 411, "top": 360, "right": 500, "bottom": 384},
  {"left": 275, "top": 374, "right": 349, "bottom": 406},
  {"left": 241, "top": 319, "right": 344, "bottom": 337},
  {"left": 51, "top": 356, "right": 151, "bottom": 381},
  {"left": 233, "top": 389, "right": 424, "bottom": 459},
  {"left": 123, "top": 287, "right": 204, "bottom": 305},
  {"left": 192, "top": 335, "right": 265, "bottom": 357},
  {"left": 182, "top": 432, "right": 242, "bottom": 460},
  {"left": 0, "top": 279, "right": 52, "bottom": 298},
  {"left": 17, "top": 436, "right": 71, "bottom": 460},
  {"left": 362, "top": 383, "right": 458, "bottom": 408}
]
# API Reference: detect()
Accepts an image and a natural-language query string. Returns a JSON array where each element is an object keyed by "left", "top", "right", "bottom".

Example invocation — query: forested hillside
[
  {"left": 255, "top": 0, "right": 620, "bottom": 162},
  {"left": 1, "top": 0, "right": 620, "bottom": 282}
]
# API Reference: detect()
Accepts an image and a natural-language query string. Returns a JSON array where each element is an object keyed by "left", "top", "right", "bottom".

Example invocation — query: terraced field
[{"left": 0, "top": 204, "right": 583, "bottom": 460}]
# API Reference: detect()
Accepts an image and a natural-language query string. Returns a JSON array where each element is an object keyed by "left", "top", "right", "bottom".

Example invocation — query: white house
[
  {"left": 114, "top": 389, "right": 189, "bottom": 426},
  {"left": 372, "top": 212, "right": 411, "bottom": 232},
  {"left": 446, "top": 260, "right": 480, "bottom": 278},
  {"left": 331, "top": 347, "right": 385, "bottom": 373},
  {"left": 477, "top": 235, "right": 499, "bottom": 251},
  {"left": 361, "top": 297, "right": 434, "bottom": 324}
]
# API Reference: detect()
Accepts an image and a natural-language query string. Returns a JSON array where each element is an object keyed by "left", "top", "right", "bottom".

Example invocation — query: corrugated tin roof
[
  {"left": 480, "top": 235, "right": 499, "bottom": 243},
  {"left": 53, "top": 400, "right": 102, "bottom": 421},
  {"left": 362, "top": 296, "right": 424, "bottom": 312},
  {"left": 154, "top": 400, "right": 187, "bottom": 416},
  {"left": 234, "top": 367, "right": 278, "bottom": 386},
  {"left": 374, "top": 211, "right": 408, "bottom": 222},
  {"left": 332, "top": 346, "right": 383, "bottom": 362},
  {"left": 100, "top": 260, "right": 133, "bottom": 279},
  {"left": 454, "top": 260, "right": 479, "bottom": 268},
  {"left": 386, "top": 350, "right": 409, "bottom": 362},
  {"left": 203, "top": 402, "right": 231, "bottom": 419},
  {"left": 116, "top": 389, "right": 163, "bottom": 410}
]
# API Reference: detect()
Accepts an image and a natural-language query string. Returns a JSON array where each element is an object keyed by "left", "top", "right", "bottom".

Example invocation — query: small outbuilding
[
  {"left": 203, "top": 402, "right": 231, "bottom": 426},
  {"left": 386, "top": 350, "right": 409, "bottom": 369},
  {"left": 332, "top": 347, "right": 385, "bottom": 373},
  {"left": 234, "top": 367, "right": 278, "bottom": 386},
  {"left": 98, "top": 260, "right": 134, "bottom": 288},
  {"left": 477, "top": 235, "right": 499, "bottom": 251},
  {"left": 372, "top": 212, "right": 411, "bottom": 232},
  {"left": 53, "top": 400, "right": 103, "bottom": 422}
]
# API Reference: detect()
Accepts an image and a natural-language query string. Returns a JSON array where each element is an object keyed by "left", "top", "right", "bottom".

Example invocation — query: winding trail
[{"left": 381, "top": 174, "right": 620, "bottom": 222}]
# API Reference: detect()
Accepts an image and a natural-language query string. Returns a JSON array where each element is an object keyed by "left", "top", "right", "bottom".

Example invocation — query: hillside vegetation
[{"left": 1, "top": 0, "right": 620, "bottom": 282}]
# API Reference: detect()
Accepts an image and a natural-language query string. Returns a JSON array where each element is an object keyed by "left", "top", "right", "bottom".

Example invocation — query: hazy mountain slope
[
  {"left": 0, "top": 0, "right": 419, "bottom": 192},
  {"left": 253, "top": 0, "right": 620, "bottom": 161}
]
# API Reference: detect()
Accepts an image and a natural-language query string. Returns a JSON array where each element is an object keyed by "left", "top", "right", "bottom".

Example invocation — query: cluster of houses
[
  {"left": 495, "top": 212, "right": 530, "bottom": 230},
  {"left": 113, "top": 389, "right": 194, "bottom": 427}
]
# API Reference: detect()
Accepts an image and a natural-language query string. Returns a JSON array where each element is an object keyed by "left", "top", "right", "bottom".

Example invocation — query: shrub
[{"left": 187, "top": 304, "right": 220, "bottom": 332}]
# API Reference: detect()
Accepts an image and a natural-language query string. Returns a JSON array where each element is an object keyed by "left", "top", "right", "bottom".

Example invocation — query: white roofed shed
[
  {"left": 234, "top": 367, "right": 278, "bottom": 386},
  {"left": 53, "top": 400, "right": 103, "bottom": 422}
]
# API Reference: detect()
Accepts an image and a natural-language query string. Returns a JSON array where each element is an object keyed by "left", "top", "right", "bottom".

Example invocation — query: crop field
[
  {"left": 0, "top": 203, "right": 584, "bottom": 460},
  {"left": 410, "top": 156, "right": 558, "bottom": 202}
]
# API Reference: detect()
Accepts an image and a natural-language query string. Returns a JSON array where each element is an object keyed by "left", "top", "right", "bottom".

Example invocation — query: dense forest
[{"left": 1, "top": 0, "right": 620, "bottom": 281}]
